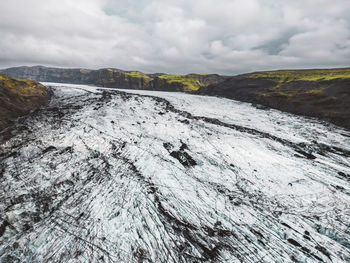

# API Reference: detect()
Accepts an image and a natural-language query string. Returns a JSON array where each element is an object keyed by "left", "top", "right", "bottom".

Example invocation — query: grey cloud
[{"left": 0, "top": 0, "right": 349, "bottom": 75}]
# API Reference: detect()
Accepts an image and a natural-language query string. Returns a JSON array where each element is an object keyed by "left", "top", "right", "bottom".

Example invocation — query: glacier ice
[{"left": 0, "top": 83, "right": 349, "bottom": 262}]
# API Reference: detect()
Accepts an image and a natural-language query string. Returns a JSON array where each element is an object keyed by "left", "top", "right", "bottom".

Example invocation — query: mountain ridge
[
  {"left": 1, "top": 65, "right": 350, "bottom": 129},
  {"left": 0, "top": 65, "right": 228, "bottom": 92}
]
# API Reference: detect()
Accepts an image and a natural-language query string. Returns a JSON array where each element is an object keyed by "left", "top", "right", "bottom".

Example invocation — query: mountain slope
[
  {"left": 199, "top": 68, "right": 350, "bottom": 129},
  {"left": 0, "top": 74, "right": 50, "bottom": 131}
]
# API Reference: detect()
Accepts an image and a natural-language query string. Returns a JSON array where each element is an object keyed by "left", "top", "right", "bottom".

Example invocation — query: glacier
[{"left": 0, "top": 83, "right": 350, "bottom": 262}]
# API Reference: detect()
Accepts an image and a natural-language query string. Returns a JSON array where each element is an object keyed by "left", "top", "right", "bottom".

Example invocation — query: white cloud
[{"left": 0, "top": 0, "right": 349, "bottom": 74}]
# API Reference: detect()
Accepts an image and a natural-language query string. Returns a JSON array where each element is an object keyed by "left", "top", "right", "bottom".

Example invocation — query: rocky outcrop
[
  {"left": 0, "top": 74, "right": 50, "bottom": 131},
  {"left": 1, "top": 66, "right": 228, "bottom": 92},
  {"left": 198, "top": 68, "right": 350, "bottom": 129}
]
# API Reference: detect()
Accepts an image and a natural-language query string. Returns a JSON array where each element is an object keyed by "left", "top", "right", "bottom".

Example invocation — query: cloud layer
[{"left": 1, "top": 0, "right": 350, "bottom": 74}]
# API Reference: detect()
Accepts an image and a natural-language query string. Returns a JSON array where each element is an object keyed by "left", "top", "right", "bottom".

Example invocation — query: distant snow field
[{"left": 0, "top": 83, "right": 349, "bottom": 262}]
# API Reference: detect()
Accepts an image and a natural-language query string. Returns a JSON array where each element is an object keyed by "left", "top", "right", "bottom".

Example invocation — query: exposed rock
[{"left": 163, "top": 142, "right": 197, "bottom": 167}]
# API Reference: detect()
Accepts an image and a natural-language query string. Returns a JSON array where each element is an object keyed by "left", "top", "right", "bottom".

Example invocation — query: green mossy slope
[
  {"left": 155, "top": 75, "right": 203, "bottom": 92},
  {"left": 0, "top": 74, "right": 50, "bottom": 131}
]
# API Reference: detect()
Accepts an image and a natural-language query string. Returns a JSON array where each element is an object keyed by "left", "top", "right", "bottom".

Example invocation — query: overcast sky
[{"left": 1, "top": 0, "right": 350, "bottom": 74}]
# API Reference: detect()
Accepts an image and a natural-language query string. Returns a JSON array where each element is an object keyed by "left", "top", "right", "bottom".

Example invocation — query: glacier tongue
[{"left": 0, "top": 83, "right": 350, "bottom": 263}]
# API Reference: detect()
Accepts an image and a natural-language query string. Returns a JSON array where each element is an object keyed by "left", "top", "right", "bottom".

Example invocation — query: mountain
[
  {"left": 0, "top": 73, "right": 50, "bottom": 131},
  {"left": 2, "top": 65, "right": 350, "bottom": 130},
  {"left": 199, "top": 68, "right": 350, "bottom": 129},
  {"left": 0, "top": 66, "right": 228, "bottom": 92}
]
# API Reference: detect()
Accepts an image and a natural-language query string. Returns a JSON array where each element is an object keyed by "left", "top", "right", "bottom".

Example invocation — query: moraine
[{"left": 0, "top": 83, "right": 349, "bottom": 262}]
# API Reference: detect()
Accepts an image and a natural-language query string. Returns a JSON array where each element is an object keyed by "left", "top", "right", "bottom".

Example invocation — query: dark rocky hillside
[
  {"left": 0, "top": 74, "right": 50, "bottom": 131},
  {"left": 199, "top": 68, "right": 350, "bottom": 129}
]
